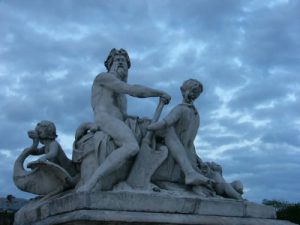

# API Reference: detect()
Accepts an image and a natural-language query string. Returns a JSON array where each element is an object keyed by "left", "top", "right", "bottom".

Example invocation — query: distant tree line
[
  {"left": 0, "top": 211, "right": 14, "bottom": 225},
  {"left": 0, "top": 195, "right": 28, "bottom": 225},
  {"left": 263, "top": 199, "right": 300, "bottom": 224}
]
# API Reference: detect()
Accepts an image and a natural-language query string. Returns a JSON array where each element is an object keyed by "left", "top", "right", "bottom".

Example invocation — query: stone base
[
  {"left": 14, "top": 191, "right": 296, "bottom": 225},
  {"left": 29, "top": 210, "right": 296, "bottom": 225}
]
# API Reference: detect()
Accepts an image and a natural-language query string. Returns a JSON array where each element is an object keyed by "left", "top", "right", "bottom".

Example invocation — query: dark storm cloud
[{"left": 0, "top": 0, "right": 299, "bottom": 202}]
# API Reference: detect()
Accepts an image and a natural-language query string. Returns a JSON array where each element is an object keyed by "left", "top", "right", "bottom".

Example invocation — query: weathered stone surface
[
  {"left": 14, "top": 191, "right": 284, "bottom": 225},
  {"left": 245, "top": 201, "right": 277, "bottom": 218},
  {"left": 18, "top": 210, "right": 295, "bottom": 225},
  {"left": 196, "top": 198, "right": 245, "bottom": 217},
  {"left": 13, "top": 121, "right": 78, "bottom": 197},
  {"left": 13, "top": 48, "right": 294, "bottom": 225}
]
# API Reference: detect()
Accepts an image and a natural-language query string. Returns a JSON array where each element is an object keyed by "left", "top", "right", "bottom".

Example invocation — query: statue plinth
[
  {"left": 14, "top": 191, "right": 294, "bottom": 225},
  {"left": 12, "top": 49, "right": 297, "bottom": 225}
]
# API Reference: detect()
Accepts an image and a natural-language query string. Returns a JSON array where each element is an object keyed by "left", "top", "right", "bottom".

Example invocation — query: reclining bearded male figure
[{"left": 77, "top": 49, "right": 171, "bottom": 192}]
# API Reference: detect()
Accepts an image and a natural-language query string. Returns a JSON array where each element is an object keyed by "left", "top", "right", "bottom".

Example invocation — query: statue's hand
[
  {"left": 27, "top": 158, "right": 46, "bottom": 169},
  {"left": 28, "top": 130, "right": 38, "bottom": 139},
  {"left": 27, "top": 130, "right": 39, "bottom": 148},
  {"left": 160, "top": 93, "right": 171, "bottom": 105},
  {"left": 27, "top": 162, "right": 34, "bottom": 169}
]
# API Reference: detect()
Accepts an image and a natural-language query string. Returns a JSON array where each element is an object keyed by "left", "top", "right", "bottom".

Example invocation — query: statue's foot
[{"left": 185, "top": 172, "right": 211, "bottom": 186}]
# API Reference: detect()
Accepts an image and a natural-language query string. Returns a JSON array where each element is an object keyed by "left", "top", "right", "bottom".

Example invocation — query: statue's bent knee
[{"left": 125, "top": 142, "right": 139, "bottom": 157}]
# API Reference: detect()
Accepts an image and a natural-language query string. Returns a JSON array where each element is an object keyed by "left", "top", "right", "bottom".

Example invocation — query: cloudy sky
[{"left": 0, "top": 0, "right": 299, "bottom": 203}]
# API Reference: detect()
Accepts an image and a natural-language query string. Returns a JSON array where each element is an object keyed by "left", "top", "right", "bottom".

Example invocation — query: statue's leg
[
  {"left": 165, "top": 128, "right": 210, "bottom": 186},
  {"left": 213, "top": 173, "right": 243, "bottom": 200},
  {"left": 215, "top": 182, "right": 243, "bottom": 200},
  {"left": 77, "top": 113, "right": 139, "bottom": 192}
]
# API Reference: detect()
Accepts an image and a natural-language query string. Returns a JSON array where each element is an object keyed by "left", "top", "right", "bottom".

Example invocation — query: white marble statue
[
  {"left": 76, "top": 48, "right": 171, "bottom": 192},
  {"left": 13, "top": 121, "right": 78, "bottom": 197},
  {"left": 13, "top": 48, "right": 289, "bottom": 225},
  {"left": 201, "top": 161, "right": 244, "bottom": 200},
  {"left": 13, "top": 49, "right": 244, "bottom": 202},
  {"left": 148, "top": 79, "right": 212, "bottom": 186}
]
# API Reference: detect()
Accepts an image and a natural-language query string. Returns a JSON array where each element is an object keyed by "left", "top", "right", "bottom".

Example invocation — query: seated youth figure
[{"left": 148, "top": 79, "right": 211, "bottom": 186}]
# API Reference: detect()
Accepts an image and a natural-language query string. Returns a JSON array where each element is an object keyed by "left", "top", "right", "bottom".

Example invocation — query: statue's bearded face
[{"left": 110, "top": 55, "right": 128, "bottom": 81}]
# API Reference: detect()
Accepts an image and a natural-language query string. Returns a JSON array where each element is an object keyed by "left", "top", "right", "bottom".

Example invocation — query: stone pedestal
[{"left": 14, "top": 191, "right": 296, "bottom": 225}]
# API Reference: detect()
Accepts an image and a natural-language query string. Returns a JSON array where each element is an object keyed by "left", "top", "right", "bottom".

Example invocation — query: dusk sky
[{"left": 0, "top": 0, "right": 299, "bottom": 203}]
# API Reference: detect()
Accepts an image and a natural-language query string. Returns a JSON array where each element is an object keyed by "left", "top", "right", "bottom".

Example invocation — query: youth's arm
[
  {"left": 30, "top": 146, "right": 46, "bottom": 155},
  {"left": 148, "top": 105, "right": 182, "bottom": 130},
  {"left": 39, "top": 141, "right": 59, "bottom": 161},
  {"left": 27, "top": 130, "right": 45, "bottom": 155}
]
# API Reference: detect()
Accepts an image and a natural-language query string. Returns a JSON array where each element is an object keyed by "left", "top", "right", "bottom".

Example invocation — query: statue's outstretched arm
[
  {"left": 30, "top": 147, "right": 45, "bottom": 155},
  {"left": 94, "top": 73, "right": 170, "bottom": 102}
]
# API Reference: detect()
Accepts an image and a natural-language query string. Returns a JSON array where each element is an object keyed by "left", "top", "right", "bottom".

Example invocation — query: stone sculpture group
[
  {"left": 13, "top": 49, "right": 290, "bottom": 225},
  {"left": 14, "top": 48, "right": 242, "bottom": 201}
]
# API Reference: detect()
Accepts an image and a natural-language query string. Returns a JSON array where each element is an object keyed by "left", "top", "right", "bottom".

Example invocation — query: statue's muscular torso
[
  {"left": 164, "top": 104, "right": 200, "bottom": 148},
  {"left": 91, "top": 73, "right": 127, "bottom": 121}
]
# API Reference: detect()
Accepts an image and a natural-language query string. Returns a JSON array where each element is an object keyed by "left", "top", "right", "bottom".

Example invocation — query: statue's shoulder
[
  {"left": 49, "top": 140, "right": 59, "bottom": 148},
  {"left": 178, "top": 103, "right": 197, "bottom": 111},
  {"left": 171, "top": 103, "right": 186, "bottom": 112},
  {"left": 93, "top": 72, "right": 112, "bottom": 84},
  {"left": 47, "top": 141, "right": 63, "bottom": 155},
  {"left": 94, "top": 72, "right": 108, "bottom": 80}
]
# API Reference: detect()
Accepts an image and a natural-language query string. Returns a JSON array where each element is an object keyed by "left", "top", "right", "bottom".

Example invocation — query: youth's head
[
  {"left": 35, "top": 120, "right": 57, "bottom": 141},
  {"left": 105, "top": 48, "right": 131, "bottom": 81},
  {"left": 231, "top": 180, "right": 244, "bottom": 195},
  {"left": 180, "top": 79, "right": 203, "bottom": 103}
]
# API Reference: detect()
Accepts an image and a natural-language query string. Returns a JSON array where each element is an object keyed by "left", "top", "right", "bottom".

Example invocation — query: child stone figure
[
  {"left": 203, "top": 162, "right": 244, "bottom": 200},
  {"left": 27, "top": 120, "right": 76, "bottom": 176},
  {"left": 148, "top": 79, "right": 211, "bottom": 186}
]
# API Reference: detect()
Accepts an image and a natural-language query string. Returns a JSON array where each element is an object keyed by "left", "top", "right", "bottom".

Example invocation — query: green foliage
[
  {"left": 277, "top": 204, "right": 300, "bottom": 224},
  {"left": 262, "top": 199, "right": 300, "bottom": 225},
  {"left": 0, "top": 211, "right": 14, "bottom": 225}
]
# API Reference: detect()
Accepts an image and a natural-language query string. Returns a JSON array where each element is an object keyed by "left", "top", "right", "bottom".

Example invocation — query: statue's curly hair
[
  {"left": 180, "top": 79, "right": 203, "bottom": 95},
  {"left": 35, "top": 120, "right": 57, "bottom": 140},
  {"left": 104, "top": 48, "right": 131, "bottom": 71}
]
